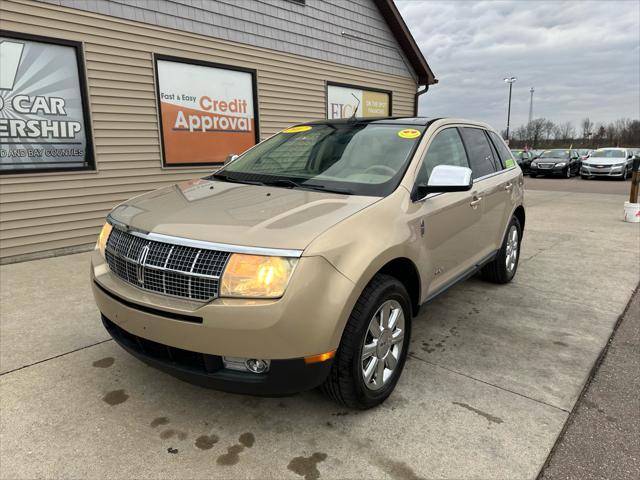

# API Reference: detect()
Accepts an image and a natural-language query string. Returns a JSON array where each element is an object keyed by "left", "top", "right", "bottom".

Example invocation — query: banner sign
[
  {"left": 327, "top": 83, "right": 391, "bottom": 120},
  {"left": 155, "top": 56, "right": 258, "bottom": 166},
  {"left": 0, "top": 33, "right": 93, "bottom": 173}
]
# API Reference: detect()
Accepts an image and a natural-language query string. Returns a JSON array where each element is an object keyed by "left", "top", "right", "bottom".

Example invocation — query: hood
[
  {"left": 583, "top": 157, "right": 626, "bottom": 166},
  {"left": 108, "top": 179, "right": 379, "bottom": 250}
]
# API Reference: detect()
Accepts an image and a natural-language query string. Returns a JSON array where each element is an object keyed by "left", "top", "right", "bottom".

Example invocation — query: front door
[{"left": 407, "top": 127, "right": 485, "bottom": 298}]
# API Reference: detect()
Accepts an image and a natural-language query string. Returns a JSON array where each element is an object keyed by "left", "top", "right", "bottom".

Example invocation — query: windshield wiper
[
  {"left": 262, "top": 178, "right": 353, "bottom": 195},
  {"left": 211, "top": 172, "right": 264, "bottom": 186}
]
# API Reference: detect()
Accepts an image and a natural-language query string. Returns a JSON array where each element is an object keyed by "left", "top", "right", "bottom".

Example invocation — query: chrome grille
[
  {"left": 104, "top": 228, "right": 230, "bottom": 301},
  {"left": 538, "top": 163, "right": 555, "bottom": 169}
]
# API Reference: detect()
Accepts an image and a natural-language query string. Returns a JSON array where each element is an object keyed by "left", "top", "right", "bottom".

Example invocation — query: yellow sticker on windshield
[
  {"left": 283, "top": 125, "right": 312, "bottom": 133},
  {"left": 398, "top": 129, "right": 421, "bottom": 139}
]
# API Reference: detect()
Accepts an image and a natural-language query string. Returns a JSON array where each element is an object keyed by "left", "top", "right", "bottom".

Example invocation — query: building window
[
  {"left": 326, "top": 82, "right": 392, "bottom": 120},
  {"left": 154, "top": 55, "right": 260, "bottom": 167},
  {"left": 0, "top": 31, "right": 94, "bottom": 174}
]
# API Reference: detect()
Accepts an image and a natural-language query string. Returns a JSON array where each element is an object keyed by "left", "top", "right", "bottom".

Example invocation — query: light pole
[
  {"left": 528, "top": 87, "right": 535, "bottom": 124},
  {"left": 503, "top": 76, "right": 517, "bottom": 140}
]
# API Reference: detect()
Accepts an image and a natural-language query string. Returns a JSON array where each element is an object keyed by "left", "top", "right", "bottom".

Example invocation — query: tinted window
[
  {"left": 459, "top": 127, "right": 498, "bottom": 179},
  {"left": 490, "top": 131, "right": 516, "bottom": 168},
  {"left": 416, "top": 128, "right": 469, "bottom": 185}
]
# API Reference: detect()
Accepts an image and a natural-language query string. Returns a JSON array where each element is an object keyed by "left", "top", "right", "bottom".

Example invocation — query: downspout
[{"left": 414, "top": 84, "right": 429, "bottom": 116}]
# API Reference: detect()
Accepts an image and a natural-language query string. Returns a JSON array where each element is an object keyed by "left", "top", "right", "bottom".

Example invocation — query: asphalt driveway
[{"left": 1, "top": 188, "right": 638, "bottom": 479}]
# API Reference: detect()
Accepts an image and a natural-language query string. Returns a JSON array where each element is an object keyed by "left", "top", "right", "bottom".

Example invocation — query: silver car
[{"left": 581, "top": 148, "right": 635, "bottom": 180}]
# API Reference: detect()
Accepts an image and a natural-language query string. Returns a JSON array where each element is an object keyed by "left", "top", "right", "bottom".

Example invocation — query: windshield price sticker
[
  {"left": 505, "top": 158, "right": 515, "bottom": 167},
  {"left": 283, "top": 125, "right": 312, "bottom": 133},
  {"left": 398, "top": 129, "right": 421, "bottom": 139}
]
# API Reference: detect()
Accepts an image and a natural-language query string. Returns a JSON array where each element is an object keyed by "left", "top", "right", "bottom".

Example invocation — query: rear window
[{"left": 489, "top": 131, "right": 516, "bottom": 168}]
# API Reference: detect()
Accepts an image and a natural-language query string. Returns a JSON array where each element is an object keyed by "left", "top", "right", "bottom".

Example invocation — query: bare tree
[{"left": 581, "top": 118, "right": 594, "bottom": 139}]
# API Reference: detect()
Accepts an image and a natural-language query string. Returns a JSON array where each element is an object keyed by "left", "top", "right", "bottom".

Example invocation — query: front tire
[
  {"left": 321, "top": 274, "right": 411, "bottom": 409},
  {"left": 482, "top": 216, "right": 522, "bottom": 284},
  {"left": 565, "top": 167, "right": 571, "bottom": 178}
]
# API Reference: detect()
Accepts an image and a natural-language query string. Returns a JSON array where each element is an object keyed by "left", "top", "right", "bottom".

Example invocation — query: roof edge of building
[{"left": 374, "top": 0, "right": 437, "bottom": 86}]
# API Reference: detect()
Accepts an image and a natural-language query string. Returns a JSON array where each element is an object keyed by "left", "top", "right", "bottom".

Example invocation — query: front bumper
[
  {"left": 529, "top": 164, "right": 567, "bottom": 176},
  {"left": 91, "top": 249, "right": 358, "bottom": 394},
  {"left": 581, "top": 165, "right": 625, "bottom": 177},
  {"left": 102, "top": 314, "right": 332, "bottom": 395}
]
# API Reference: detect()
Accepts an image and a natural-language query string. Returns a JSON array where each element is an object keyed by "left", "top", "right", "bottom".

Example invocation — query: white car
[{"left": 581, "top": 148, "right": 635, "bottom": 180}]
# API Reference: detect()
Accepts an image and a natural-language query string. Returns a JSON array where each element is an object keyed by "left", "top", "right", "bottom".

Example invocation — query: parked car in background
[
  {"left": 529, "top": 149, "right": 581, "bottom": 178},
  {"left": 91, "top": 117, "right": 525, "bottom": 409},
  {"left": 510, "top": 149, "right": 534, "bottom": 174},
  {"left": 581, "top": 148, "right": 635, "bottom": 180}
]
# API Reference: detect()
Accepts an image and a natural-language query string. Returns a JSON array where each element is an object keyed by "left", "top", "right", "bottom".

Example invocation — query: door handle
[
  {"left": 504, "top": 182, "right": 513, "bottom": 191},
  {"left": 470, "top": 195, "right": 482, "bottom": 208}
]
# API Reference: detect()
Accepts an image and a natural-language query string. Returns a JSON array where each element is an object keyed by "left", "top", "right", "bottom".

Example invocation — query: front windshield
[
  {"left": 218, "top": 123, "right": 425, "bottom": 196},
  {"left": 541, "top": 150, "right": 569, "bottom": 159},
  {"left": 510, "top": 150, "right": 524, "bottom": 158},
  {"left": 590, "top": 150, "right": 625, "bottom": 158}
]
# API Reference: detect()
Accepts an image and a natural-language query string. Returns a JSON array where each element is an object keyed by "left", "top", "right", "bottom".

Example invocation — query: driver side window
[{"left": 416, "top": 128, "right": 469, "bottom": 185}]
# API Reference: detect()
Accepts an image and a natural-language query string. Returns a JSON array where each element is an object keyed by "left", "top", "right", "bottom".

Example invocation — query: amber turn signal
[{"left": 304, "top": 350, "right": 336, "bottom": 364}]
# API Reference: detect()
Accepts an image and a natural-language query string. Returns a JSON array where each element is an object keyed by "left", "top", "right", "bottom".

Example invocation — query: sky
[{"left": 395, "top": 0, "right": 640, "bottom": 132}]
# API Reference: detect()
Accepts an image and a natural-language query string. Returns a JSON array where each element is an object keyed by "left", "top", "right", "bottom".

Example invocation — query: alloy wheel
[
  {"left": 505, "top": 225, "right": 519, "bottom": 274},
  {"left": 361, "top": 299, "right": 405, "bottom": 391}
]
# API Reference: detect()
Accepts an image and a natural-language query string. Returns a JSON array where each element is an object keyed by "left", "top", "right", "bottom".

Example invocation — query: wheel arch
[
  {"left": 376, "top": 257, "right": 421, "bottom": 317},
  {"left": 513, "top": 205, "right": 525, "bottom": 235}
]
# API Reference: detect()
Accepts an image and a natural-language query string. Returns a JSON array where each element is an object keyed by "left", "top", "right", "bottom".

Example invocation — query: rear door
[
  {"left": 459, "top": 127, "right": 510, "bottom": 256},
  {"left": 487, "top": 130, "right": 522, "bottom": 243}
]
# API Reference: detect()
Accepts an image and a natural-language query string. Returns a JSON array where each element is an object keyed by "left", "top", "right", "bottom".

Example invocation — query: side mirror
[
  {"left": 412, "top": 165, "right": 473, "bottom": 200},
  {"left": 225, "top": 154, "right": 238, "bottom": 165}
]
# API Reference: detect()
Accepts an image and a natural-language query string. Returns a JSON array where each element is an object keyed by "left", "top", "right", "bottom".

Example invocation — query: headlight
[
  {"left": 555, "top": 162, "right": 566, "bottom": 167},
  {"left": 96, "top": 222, "right": 113, "bottom": 257},
  {"left": 220, "top": 254, "right": 298, "bottom": 298}
]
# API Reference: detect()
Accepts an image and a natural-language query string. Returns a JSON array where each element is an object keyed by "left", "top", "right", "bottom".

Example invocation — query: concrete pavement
[
  {"left": 1, "top": 188, "right": 639, "bottom": 479},
  {"left": 540, "top": 288, "right": 640, "bottom": 480}
]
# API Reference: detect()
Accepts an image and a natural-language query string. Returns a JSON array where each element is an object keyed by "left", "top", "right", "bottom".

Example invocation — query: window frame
[{"left": 0, "top": 30, "right": 95, "bottom": 175}]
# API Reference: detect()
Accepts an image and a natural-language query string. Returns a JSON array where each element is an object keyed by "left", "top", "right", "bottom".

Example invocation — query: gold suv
[{"left": 92, "top": 118, "right": 525, "bottom": 409}]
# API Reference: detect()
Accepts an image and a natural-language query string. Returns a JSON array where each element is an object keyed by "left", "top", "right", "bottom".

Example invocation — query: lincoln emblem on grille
[{"left": 136, "top": 243, "right": 151, "bottom": 285}]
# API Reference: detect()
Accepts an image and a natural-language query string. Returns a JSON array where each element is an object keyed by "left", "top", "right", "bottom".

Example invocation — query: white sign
[{"left": 327, "top": 84, "right": 390, "bottom": 120}]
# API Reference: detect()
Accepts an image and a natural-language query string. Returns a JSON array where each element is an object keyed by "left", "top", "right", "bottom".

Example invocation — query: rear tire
[
  {"left": 482, "top": 216, "right": 522, "bottom": 284},
  {"left": 321, "top": 274, "right": 411, "bottom": 409}
]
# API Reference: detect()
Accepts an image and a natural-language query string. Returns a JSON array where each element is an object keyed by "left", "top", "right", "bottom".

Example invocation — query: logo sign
[
  {"left": 136, "top": 243, "right": 150, "bottom": 285},
  {"left": 155, "top": 57, "right": 259, "bottom": 166},
  {"left": 0, "top": 34, "right": 92, "bottom": 173},
  {"left": 327, "top": 83, "right": 390, "bottom": 120}
]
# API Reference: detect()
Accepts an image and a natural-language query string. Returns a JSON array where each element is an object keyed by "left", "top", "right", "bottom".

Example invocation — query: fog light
[
  {"left": 245, "top": 358, "right": 270, "bottom": 374},
  {"left": 222, "top": 356, "right": 270, "bottom": 374}
]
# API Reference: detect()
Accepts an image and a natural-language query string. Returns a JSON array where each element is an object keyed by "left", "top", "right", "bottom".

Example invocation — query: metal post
[
  {"left": 528, "top": 87, "right": 534, "bottom": 124},
  {"left": 503, "top": 77, "right": 516, "bottom": 140},
  {"left": 630, "top": 157, "right": 640, "bottom": 204}
]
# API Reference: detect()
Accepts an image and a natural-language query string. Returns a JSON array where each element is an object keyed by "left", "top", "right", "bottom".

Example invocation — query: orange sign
[{"left": 156, "top": 58, "right": 257, "bottom": 166}]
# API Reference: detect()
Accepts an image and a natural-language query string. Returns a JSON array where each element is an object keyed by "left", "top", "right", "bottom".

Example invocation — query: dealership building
[{"left": 0, "top": 0, "right": 435, "bottom": 262}]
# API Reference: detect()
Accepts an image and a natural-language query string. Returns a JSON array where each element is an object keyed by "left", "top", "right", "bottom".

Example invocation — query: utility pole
[
  {"left": 504, "top": 77, "right": 517, "bottom": 140},
  {"left": 528, "top": 87, "right": 535, "bottom": 124}
]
